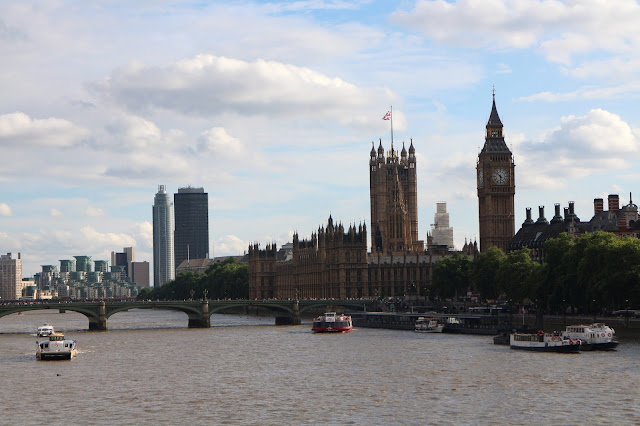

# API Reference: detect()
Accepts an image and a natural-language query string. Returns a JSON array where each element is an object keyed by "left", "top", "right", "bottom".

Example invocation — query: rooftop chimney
[
  {"left": 536, "top": 206, "right": 548, "bottom": 224},
  {"left": 594, "top": 198, "right": 604, "bottom": 215},
  {"left": 551, "top": 203, "right": 563, "bottom": 224},
  {"left": 608, "top": 194, "right": 620, "bottom": 213},
  {"left": 523, "top": 208, "right": 534, "bottom": 226}
]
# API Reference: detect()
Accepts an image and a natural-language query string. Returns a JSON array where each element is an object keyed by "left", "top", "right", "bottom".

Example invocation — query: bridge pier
[
  {"left": 274, "top": 300, "right": 301, "bottom": 325},
  {"left": 89, "top": 302, "right": 108, "bottom": 331},
  {"left": 188, "top": 300, "right": 210, "bottom": 328}
]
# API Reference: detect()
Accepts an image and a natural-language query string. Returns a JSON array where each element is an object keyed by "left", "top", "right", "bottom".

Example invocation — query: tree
[
  {"left": 497, "top": 248, "right": 540, "bottom": 305},
  {"left": 136, "top": 258, "right": 249, "bottom": 300},
  {"left": 432, "top": 253, "right": 472, "bottom": 300},
  {"left": 471, "top": 247, "right": 506, "bottom": 301}
]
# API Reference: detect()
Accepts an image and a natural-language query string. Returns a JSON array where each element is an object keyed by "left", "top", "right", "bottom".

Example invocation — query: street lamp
[
  {"left": 592, "top": 299, "right": 596, "bottom": 322},
  {"left": 203, "top": 289, "right": 208, "bottom": 301},
  {"left": 562, "top": 299, "right": 566, "bottom": 326},
  {"left": 190, "top": 289, "right": 195, "bottom": 301}
]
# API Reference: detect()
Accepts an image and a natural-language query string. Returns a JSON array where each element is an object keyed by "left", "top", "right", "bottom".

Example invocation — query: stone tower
[
  {"left": 477, "top": 93, "right": 515, "bottom": 253},
  {"left": 369, "top": 140, "right": 423, "bottom": 254}
]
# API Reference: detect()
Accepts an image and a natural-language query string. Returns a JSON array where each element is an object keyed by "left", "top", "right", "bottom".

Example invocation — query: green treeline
[
  {"left": 138, "top": 258, "right": 248, "bottom": 300},
  {"left": 433, "top": 231, "right": 640, "bottom": 314}
]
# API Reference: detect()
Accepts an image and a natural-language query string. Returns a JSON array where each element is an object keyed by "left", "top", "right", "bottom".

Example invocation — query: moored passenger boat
[
  {"left": 36, "top": 324, "right": 54, "bottom": 337},
  {"left": 36, "top": 333, "right": 77, "bottom": 360},
  {"left": 414, "top": 317, "right": 444, "bottom": 333},
  {"left": 563, "top": 323, "right": 618, "bottom": 351},
  {"left": 510, "top": 331, "right": 580, "bottom": 353},
  {"left": 312, "top": 312, "right": 353, "bottom": 333}
]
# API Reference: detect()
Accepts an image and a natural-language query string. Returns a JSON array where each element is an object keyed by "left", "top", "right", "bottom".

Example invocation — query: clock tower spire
[{"left": 477, "top": 91, "right": 515, "bottom": 253}]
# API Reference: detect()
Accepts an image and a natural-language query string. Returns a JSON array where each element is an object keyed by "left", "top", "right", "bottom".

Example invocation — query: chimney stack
[
  {"left": 551, "top": 203, "right": 563, "bottom": 224},
  {"left": 523, "top": 208, "right": 534, "bottom": 226},
  {"left": 608, "top": 194, "right": 619, "bottom": 212},
  {"left": 594, "top": 198, "right": 604, "bottom": 215}
]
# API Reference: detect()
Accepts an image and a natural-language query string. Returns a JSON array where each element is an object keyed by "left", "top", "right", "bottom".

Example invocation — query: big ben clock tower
[{"left": 477, "top": 92, "right": 515, "bottom": 253}]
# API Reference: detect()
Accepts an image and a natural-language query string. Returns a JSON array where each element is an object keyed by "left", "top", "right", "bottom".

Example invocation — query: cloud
[
  {"left": 197, "top": 127, "right": 247, "bottom": 159},
  {"left": 518, "top": 82, "right": 640, "bottom": 102},
  {"left": 0, "top": 112, "right": 89, "bottom": 147},
  {"left": 0, "top": 203, "right": 12, "bottom": 216},
  {"left": 391, "top": 0, "right": 640, "bottom": 65},
  {"left": 93, "top": 54, "right": 388, "bottom": 121},
  {"left": 103, "top": 115, "right": 164, "bottom": 151},
  {"left": 50, "top": 208, "right": 63, "bottom": 217},
  {"left": 516, "top": 109, "right": 639, "bottom": 188},
  {"left": 214, "top": 235, "right": 248, "bottom": 257},
  {"left": 84, "top": 206, "right": 105, "bottom": 217}
]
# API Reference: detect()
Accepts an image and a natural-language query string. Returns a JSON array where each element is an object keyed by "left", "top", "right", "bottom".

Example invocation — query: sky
[{"left": 2, "top": 0, "right": 640, "bottom": 281}]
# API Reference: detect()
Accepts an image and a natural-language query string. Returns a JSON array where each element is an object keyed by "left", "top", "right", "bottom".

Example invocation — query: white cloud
[
  {"left": 0, "top": 112, "right": 89, "bottom": 147},
  {"left": 518, "top": 82, "right": 640, "bottom": 102},
  {"left": 0, "top": 203, "right": 12, "bottom": 216},
  {"left": 391, "top": 0, "right": 640, "bottom": 65},
  {"left": 197, "top": 127, "right": 247, "bottom": 159},
  {"left": 516, "top": 109, "right": 639, "bottom": 189},
  {"left": 78, "top": 226, "right": 136, "bottom": 251},
  {"left": 93, "top": 54, "right": 389, "bottom": 121},
  {"left": 214, "top": 235, "right": 248, "bottom": 257},
  {"left": 50, "top": 208, "right": 63, "bottom": 217},
  {"left": 549, "top": 109, "right": 638, "bottom": 155},
  {"left": 84, "top": 206, "right": 105, "bottom": 217}
]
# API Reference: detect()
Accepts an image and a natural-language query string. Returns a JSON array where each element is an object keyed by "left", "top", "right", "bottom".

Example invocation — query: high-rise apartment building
[
  {"left": 131, "top": 261, "right": 150, "bottom": 288},
  {"left": 74, "top": 256, "right": 92, "bottom": 273},
  {"left": 110, "top": 247, "right": 135, "bottom": 278},
  {"left": 174, "top": 186, "right": 209, "bottom": 271},
  {"left": 153, "top": 185, "right": 175, "bottom": 288},
  {"left": 0, "top": 252, "right": 23, "bottom": 300}
]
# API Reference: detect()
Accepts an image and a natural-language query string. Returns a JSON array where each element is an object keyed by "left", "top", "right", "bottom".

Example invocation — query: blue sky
[{"left": 2, "top": 0, "right": 640, "bottom": 280}]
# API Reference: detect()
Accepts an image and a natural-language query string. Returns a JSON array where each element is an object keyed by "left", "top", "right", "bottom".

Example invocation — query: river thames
[{"left": 1, "top": 309, "right": 639, "bottom": 425}]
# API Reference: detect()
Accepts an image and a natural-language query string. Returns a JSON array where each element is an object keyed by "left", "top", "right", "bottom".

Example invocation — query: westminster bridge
[{"left": 0, "top": 299, "right": 376, "bottom": 331}]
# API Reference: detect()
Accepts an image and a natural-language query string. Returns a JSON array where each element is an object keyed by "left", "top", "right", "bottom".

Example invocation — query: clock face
[
  {"left": 492, "top": 168, "right": 508, "bottom": 185},
  {"left": 491, "top": 130, "right": 499, "bottom": 137},
  {"left": 477, "top": 170, "right": 483, "bottom": 187}
]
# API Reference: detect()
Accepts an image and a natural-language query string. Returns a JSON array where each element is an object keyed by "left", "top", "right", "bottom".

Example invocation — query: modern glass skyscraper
[
  {"left": 153, "top": 185, "right": 175, "bottom": 287},
  {"left": 174, "top": 186, "right": 209, "bottom": 271}
]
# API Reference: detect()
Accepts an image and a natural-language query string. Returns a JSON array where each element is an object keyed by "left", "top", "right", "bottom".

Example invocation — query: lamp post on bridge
[
  {"left": 190, "top": 289, "right": 195, "bottom": 301},
  {"left": 203, "top": 289, "right": 208, "bottom": 301}
]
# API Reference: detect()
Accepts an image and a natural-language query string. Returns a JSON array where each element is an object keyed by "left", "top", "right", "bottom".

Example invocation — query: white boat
[
  {"left": 36, "top": 333, "right": 77, "bottom": 360},
  {"left": 36, "top": 324, "right": 54, "bottom": 337},
  {"left": 414, "top": 317, "right": 444, "bottom": 333},
  {"left": 312, "top": 312, "right": 353, "bottom": 333},
  {"left": 563, "top": 323, "right": 618, "bottom": 351},
  {"left": 510, "top": 331, "right": 581, "bottom": 353}
]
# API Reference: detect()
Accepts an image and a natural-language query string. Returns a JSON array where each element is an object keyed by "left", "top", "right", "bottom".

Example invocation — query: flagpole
[{"left": 390, "top": 105, "right": 393, "bottom": 147}]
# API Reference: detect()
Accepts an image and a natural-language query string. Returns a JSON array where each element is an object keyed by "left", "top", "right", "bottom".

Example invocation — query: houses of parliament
[{"left": 248, "top": 95, "right": 515, "bottom": 300}]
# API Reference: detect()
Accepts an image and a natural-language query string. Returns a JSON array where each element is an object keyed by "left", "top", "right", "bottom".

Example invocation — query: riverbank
[{"left": 349, "top": 311, "right": 640, "bottom": 336}]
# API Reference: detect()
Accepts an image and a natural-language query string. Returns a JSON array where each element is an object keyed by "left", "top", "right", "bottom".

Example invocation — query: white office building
[{"left": 153, "top": 185, "right": 175, "bottom": 287}]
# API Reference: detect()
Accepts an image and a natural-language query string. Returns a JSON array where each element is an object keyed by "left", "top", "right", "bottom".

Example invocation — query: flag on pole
[{"left": 382, "top": 111, "right": 391, "bottom": 120}]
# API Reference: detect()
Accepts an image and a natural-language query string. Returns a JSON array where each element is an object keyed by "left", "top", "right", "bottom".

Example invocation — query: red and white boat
[{"left": 312, "top": 312, "right": 353, "bottom": 333}]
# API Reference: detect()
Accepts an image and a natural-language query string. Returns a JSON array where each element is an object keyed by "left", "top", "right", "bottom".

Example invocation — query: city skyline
[{"left": 2, "top": 1, "right": 640, "bottom": 278}]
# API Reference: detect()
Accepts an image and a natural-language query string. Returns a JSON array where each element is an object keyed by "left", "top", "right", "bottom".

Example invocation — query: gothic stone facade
[{"left": 248, "top": 216, "right": 450, "bottom": 300}]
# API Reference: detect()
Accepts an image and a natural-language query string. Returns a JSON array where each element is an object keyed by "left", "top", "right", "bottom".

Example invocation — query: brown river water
[{"left": 1, "top": 309, "right": 639, "bottom": 425}]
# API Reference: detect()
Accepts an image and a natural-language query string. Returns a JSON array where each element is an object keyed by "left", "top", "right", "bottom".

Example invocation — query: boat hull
[
  {"left": 510, "top": 344, "right": 580, "bottom": 353},
  {"left": 37, "top": 350, "right": 77, "bottom": 361},
  {"left": 312, "top": 326, "right": 353, "bottom": 333},
  {"left": 415, "top": 326, "right": 444, "bottom": 333}
]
